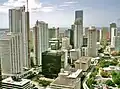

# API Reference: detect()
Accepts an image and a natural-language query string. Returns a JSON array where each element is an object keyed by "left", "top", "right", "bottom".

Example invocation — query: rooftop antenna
[{"left": 27, "top": 0, "right": 28, "bottom": 11}]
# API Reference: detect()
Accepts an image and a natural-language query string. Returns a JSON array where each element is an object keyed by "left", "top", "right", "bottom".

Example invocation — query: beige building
[
  {"left": 50, "top": 69, "right": 82, "bottom": 89},
  {"left": 75, "top": 57, "right": 91, "bottom": 71},
  {"left": 87, "top": 26, "right": 97, "bottom": 57}
]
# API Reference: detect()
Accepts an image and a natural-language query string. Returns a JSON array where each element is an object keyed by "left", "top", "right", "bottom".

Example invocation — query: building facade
[
  {"left": 9, "top": 6, "right": 30, "bottom": 68},
  {"left": 111, "top": 27, "right": 117, "bottom": 47},
  {"left": 0, "top": 33, "right": 23, "bottom": 76},
  {"left": 33, "top": 21, "right": 49, "bottom": 66},
  {"left": 110, "top": 23, "right": 117, "bottom": 42},
  {"left": 87, "top": 26, "right": 97, "bottom": 57}
]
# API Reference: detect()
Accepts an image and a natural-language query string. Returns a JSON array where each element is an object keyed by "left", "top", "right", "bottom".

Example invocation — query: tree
[
  {"left": 105, "top": 80, "right": 115, "bottom": 87},
  {"left": 38, "top": 80, "right": 51, "bottom": 87},
  {"left": 87, "top": 77, "right": 96, "bottom": 89},
  {"left": 100, "top": 70, "right": 110, "bottom": 78}
]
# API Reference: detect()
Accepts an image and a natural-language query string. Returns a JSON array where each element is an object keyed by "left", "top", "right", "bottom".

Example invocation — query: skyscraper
[
  {"left": 110, "top": 23, "right": 117, "bottom": 42},
  {"left": 9, "top": 6, "right": 30, "bottom": 68},
  {"left": 33, "top": 21, "right": 49, "bottom": 67},
  {"left": 87, "top": 26, "right": 97, "bottom": 57},
  {"left": 111, "top": 27, "right": 117, "bottom": 47},
  {"left": 0, "top": 32, "right": 23, "bottom": 76},
  {"left": 74, "top": 10, "right": 83, "bottom": 57}
]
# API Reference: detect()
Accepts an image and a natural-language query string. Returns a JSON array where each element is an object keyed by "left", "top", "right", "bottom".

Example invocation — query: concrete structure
[
  {"left": 74, "top": 10, "right": 83, "bottom": 49},
  {"left": 33, "top": 20, "right": 49, "bottom": 66},
  {"left": 49, "top": 27, "right": 56, "bottom": 39},
  {"left": 56, "top": 27, "right": 60, "bottom": 38},
  {"left": 97, "top": 30, "right": 100, "bottom": 42},
  {"left": 100, "top": 27, "right": 109, "bottom": 42},
  {"left": 87, "top": 26, "right": 97, "bottom": 57},
  {"left": 70, "top": 49, "right": 79, "bottom": 61},
  {"left": 111, "top": 28, "right": 117, "bottom": 47},
  {"left": 75, "top": 57, "right": 91, "bottom": 71},
  {"left": 110, "top": 23, "right": 117, "bottom": 42},
  {"left": 50, "top": 69, "right": 82, "bottom": 89},
  {"left": 113, "top": 36, "right": 120, "bottom": 51},
  {"left": 0, "top": 32, "right": 23, "bottom": 77},
  {"left": 70, "top": 25, "right": 75, "bottom": 48},
  {"left": 81, "top": 47, "right": 88, "bottom": 56},
  {"left": 9, "top": 6, "right": 30, "bottom": 68},
  {"left": 61, "top": 37, "right": 70, "bottom": 50},
  {"left": 49, "top": 38, "right": 60, "bottom": 50},
  {"left": 83, "top": 36, "right": 87, "bottom": 47},
  {"left": 2, "top": 77, "right": 31, "bottom": 89},
  {"left": 61, "top": 50, "right": 68, "bottom": 68}
]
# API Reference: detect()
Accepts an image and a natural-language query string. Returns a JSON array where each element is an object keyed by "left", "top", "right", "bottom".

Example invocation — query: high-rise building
[
  {"left": 74, "top": 10, "right": 83, "bottom": 57},
  {"left": 87, "top": 26, "right": 97, "bottom": 57},
  {"left": 56, "top": 27, "right": 59, "bottom": 38},
  {"left": 111, "top": 28, "right": 117, "bottom": 47},
  {"left": 33, "top": 21, "right": 49, "bottom": 67},
  {"left": 100, "top": 27, "right": 109, "bottom": 43},
  {"left": 97, "top": 30, "right": 100, "bottom": 42},
  {"left": 114, "top": 36, "right": 120, "bottom": 51},
  {"left": 0, "top": 32, "right": 23, "bottom": 77},
  {"left": 70, "top": 25, "right": 75, "bottom": 48},
  {"left": 49, "top": 27, "right": 56, "bottom": 39},
  {"left": 74, "top": 10, "right": 83, "bottom": 49},
  {"left": 9, "top": 6, "right": 30, "bottom": 68},
  {"left": 110, "top": 23, "right": 117, "bottom": 41},
  {"left": 61, "top": 37, "right": 70, "bottom": 50}
]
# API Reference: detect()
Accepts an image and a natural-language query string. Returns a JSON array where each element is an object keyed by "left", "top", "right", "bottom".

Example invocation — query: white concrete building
[
  {"left": 61, "top": 50, "right": 68, "bottom": 68},
  {"left": 70, "top": 49, "right": 79, "bottom": 61},
  {"left": 87, "top": 26, "right": 97, "bottom": 57},
  {"left": 111, "top": 27, "right": 117, "bottom": 47},
  {"left": 75, "top": 57, "right": 91, "bottom": 71},
  {"left": 2, "top": 77, "right": 31, "bottom": 89},
  {"left": 33, "top": 21, "right": 49, "bottom": 66},
  {"left": 9, "top": 6, "right": 30, "bottom": 68},
  {"left": 0, "top": 32, "right": 23, "bottom": 76},
  {"left": 61, "top": 37, "right": 70, "bottom": 49},
  {"left": 50, "top": 69, "right": 82, "bottom": 89}
]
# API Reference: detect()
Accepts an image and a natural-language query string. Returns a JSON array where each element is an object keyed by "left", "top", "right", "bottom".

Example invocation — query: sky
[{"left": 0, "top": 0, "right": 120, "bottom": 28}]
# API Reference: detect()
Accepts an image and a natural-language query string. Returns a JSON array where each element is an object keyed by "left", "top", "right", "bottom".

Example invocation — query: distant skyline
[{"left": 0, "top": 0, "right": 120, "bottom": 28}]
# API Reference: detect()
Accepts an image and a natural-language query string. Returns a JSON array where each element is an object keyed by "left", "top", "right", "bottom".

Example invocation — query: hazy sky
[{"left": 0, "top": 0, "right": 120, "bottom": 28}]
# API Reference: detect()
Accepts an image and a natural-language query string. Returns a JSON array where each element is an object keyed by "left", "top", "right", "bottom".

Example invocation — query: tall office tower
[
  {"left": 74, "top": 10, "right": 83, "bottom": 50},
  {"left": 100, "top": 27, "right": 109, "bottom": 43},
  {"left": 110, "top": 23, "right": 117, "bottom": 42},
  {"left": 111, "top": 28, "right": 117, "bottom": 47},
  {"left": 56, "top": 27, "right": 59, "bottom": 38},
  {"left": 33, "top": 21, "right": 48, "bottom": 67},
  {"left": 0, "top": 32, "right": 23, "bottom": 77},
  {"left": 70, "top": 25, "right": 75, "bottom": 48},
  {"left": 9, "top": 6, "right": 30, "bottom": 68},
  {"left": 87, "top": 26, "right": 97, "bottom": 57},
  {"left": 49, "top": 27, "right": 56, "bottom": 39}
]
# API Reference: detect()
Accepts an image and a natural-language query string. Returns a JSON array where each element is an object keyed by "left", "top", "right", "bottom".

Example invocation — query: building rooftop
[
  {"left": 50, "top": 69, "right": 82, "bottom": 88},
  {"left": 2, "top": 77, "right": 30, "bottom": 86},
  {"left": 78, "top": 57, "right": 91, "bottom": 63}
]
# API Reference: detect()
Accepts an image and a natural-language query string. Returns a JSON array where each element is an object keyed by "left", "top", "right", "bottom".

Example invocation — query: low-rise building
[
  {"left": 50, "top": 69, "right": 82, "bottom": 89},
  {"left": 75, "top": 57, "right": 91, "bottom": 71},
  {"left": 2, "top": 77, "right": 31, "bottom": 89}
]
